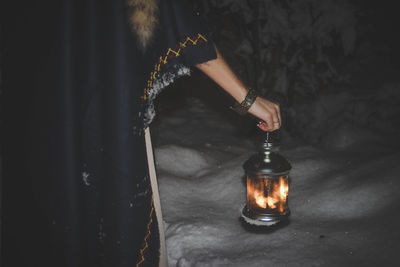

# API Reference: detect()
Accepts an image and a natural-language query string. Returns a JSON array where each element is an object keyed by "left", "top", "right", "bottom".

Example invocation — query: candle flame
[
  {"left": 278, "top": 176, "right": 289, "bottom": 212},
  {"left": 279, "top": 176, "right": 289, "bottom": 199},
  {"left": 248, "top": 176, "right": 289, "bottom": 212},
  {"left": 267, "top": 196, "right": 278, "bottom": 209},
  {"left": 255, "top": 190, "right": 267, "bottom": 209}
]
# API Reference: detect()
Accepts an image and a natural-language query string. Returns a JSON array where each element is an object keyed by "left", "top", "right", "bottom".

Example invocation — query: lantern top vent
[{"left": 244, "top": 131, "right": 291, "bottom": 176}]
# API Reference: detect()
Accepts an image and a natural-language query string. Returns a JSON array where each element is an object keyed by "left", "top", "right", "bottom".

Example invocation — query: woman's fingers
[
  {"left": 264, "top": 113, "right": 274, "bottom": 130},
  {"left": 276, "top": 104, "right": 281, "bottom": 124},
  {"left": 249, "top": 97, "right": 282, "bottom": 132},
  {"left": 272, "top": 104, "right": 281, "bottom": 130},
  {"left": 257, "top": 121, "right": 268, "bottom": 131},
  {"left": 268, "top": 103, "right": 281, "bottom": 131}
]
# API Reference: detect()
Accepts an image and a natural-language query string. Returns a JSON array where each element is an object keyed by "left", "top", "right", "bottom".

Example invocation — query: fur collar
[{"left": 127, "top": 0, "right": 159, "bottom": 48}]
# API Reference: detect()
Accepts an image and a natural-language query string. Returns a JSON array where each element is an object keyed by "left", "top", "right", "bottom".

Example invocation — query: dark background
[{"left": 1, "top": 0, "right": 400, "bottom": 265}]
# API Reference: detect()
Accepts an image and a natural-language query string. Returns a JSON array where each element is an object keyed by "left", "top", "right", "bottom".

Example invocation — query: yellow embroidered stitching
[
  {"left": 141, "top": 33, "right": 208, "bottom": 101},
  {"left": 136, "top": 196, "right": 155, "bottom": 267}
]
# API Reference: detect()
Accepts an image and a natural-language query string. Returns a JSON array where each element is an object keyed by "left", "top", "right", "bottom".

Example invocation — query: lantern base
[{"left": 241, "top": 205, "right": 290, "bottom": 227}]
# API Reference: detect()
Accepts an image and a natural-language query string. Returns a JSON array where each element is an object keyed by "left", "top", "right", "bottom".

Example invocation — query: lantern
[{"left": 241, "top": 132, "right": 292, "bottom": 226}]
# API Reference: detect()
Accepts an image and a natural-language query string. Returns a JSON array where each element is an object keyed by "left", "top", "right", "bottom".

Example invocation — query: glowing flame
[
  {"left": 254, "top": 190, "right": 267, "bottom": 209},
  {"left": 267, "top": 196, "right": 278, "bottom": 209},
  {"left": 279, "top": 176, "right": 289, "bottom": 199},
  {"left": 278, "top": 176, "right": 289, "bottom": 212},
  {"left": 247, "top": 176, "right": 289, "bottom": 212}
]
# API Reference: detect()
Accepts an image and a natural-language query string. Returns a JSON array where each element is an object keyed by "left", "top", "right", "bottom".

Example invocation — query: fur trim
[
  {"left": 127, "top": 0, "right": 159, "bottom": 48},
  {"left": 143, "top": 64, "right": 191, "bottom": 126}
]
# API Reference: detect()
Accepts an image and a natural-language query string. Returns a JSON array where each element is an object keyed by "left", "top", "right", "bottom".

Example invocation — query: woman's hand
[
  {"left": 248, "top": 96, "right": 281, "bottom": 132},
  {"left": 195, "top": 46, "right": 281, "bottom": 132}
]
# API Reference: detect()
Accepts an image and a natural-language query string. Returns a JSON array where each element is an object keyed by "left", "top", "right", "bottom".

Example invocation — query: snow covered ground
[{"left": 151, "top": 80, "right": 400, "bottom": 266}]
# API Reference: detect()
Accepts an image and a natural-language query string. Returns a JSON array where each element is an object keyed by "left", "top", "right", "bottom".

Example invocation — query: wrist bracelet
[{"left": 231, "top": 88, "right": 258, "bottom": 115}]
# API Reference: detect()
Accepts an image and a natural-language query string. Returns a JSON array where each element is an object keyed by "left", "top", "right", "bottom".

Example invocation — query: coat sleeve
[
  {"left": 157, "top": 0, "right": 217, "bottom": 66},
  {"left": 142, "top": 0, "right": 217, "bottom": 126}
]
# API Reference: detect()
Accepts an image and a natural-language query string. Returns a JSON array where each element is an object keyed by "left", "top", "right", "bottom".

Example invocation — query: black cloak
[{"left": 1, "top": 0, "right": 216, "bottom": 266}]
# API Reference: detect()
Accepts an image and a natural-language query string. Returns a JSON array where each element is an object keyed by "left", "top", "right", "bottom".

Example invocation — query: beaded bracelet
[{"left": 231, "top": 88, "right": 258, "bottom": 115}]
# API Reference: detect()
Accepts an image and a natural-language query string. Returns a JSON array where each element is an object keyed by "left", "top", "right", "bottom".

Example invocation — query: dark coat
[{"left": 1, "top": 0, "right": 216, "bottom": 266}]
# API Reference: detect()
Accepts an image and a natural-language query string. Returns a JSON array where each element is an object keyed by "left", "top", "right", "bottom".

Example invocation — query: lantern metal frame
[{"left": 241, "top": 132, "right": 292, "bottom": 226}]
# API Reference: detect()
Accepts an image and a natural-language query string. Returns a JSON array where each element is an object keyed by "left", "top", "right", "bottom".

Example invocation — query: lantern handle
[
  {"left": 266, "top": 131, "right": 270, "bottom": 143},
  {"left": 259, "top": 126, "right": 281, "bottom": 151}
]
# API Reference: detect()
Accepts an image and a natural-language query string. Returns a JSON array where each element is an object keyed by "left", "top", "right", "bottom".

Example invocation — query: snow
[
  {"left": 155, "top": 145, "right": 212, "bottom": 178},
  {"left": 151, "top": 92, "right": 400, "bottom": 266}
]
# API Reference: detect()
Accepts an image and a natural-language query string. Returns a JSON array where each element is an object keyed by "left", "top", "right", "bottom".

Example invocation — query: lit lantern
[{"left": 241, "top": 132, "right": 292, "bottom": 226}]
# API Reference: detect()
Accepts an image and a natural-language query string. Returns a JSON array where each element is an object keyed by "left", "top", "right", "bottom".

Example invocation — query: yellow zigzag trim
[
  {"left": 141, "top": 33, "right": 208, "bottom": 101},
  {"left": 136, "top": 196, "right": 155, "bottom": 267}
]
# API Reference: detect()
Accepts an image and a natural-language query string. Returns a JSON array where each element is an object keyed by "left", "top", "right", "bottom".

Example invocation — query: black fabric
[
  {"left": 158, "top": 0, "right": 217, "bottom": 66},
  {"left": 1, "top": 0, "right": 216, "bottom": 266}
]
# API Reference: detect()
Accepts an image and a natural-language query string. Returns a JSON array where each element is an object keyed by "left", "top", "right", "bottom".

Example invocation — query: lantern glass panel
[{"left": 247, "top": 174, "right": 289, "bottom": 214}]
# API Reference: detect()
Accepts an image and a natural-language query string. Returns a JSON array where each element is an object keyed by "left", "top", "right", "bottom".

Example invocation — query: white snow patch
[{"left": 155, "top": 145, "right": 213, "bottom": 178}]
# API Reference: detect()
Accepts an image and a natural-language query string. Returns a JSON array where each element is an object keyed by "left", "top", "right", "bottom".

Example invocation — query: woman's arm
[{"left": 195, "top": 47, "right": 281, "bottom": 132}]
